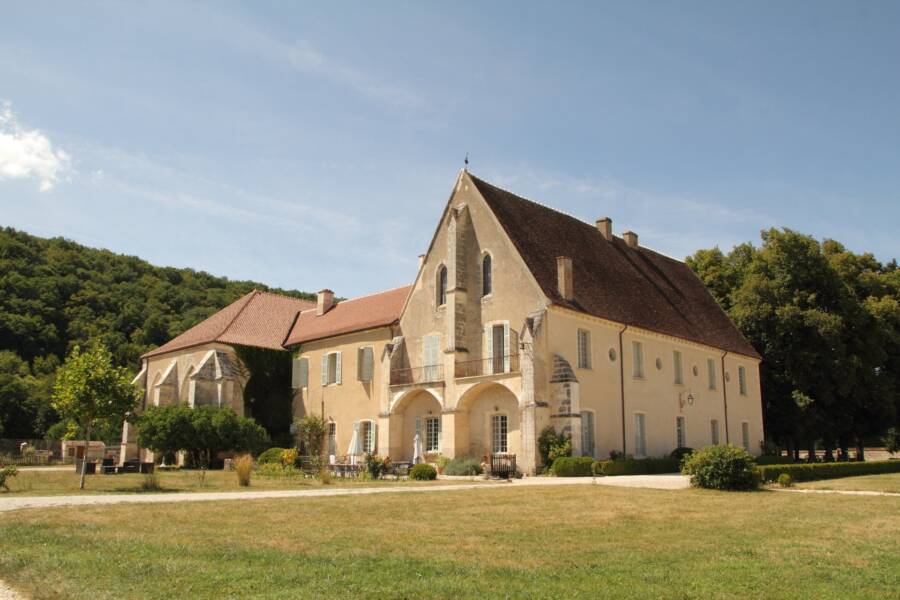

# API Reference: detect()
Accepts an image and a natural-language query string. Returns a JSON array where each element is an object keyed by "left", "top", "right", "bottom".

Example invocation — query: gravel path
[
  {"left": 0, "top": 580, "right": 24, "bottom": 600},
  {"left": 0, "top": 475, "right": 689, "bottom": 513}
]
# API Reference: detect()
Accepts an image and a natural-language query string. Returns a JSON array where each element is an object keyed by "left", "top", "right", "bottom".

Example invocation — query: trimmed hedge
[
  {"left": 551, "top": 456, "right": 595, "bottom": 477},
  {"left": 410, "top": 463, "right": 437, "bottom": 480},
  {"left": 443, "top": 457, "right": 483, "bottom": 476},
  {"left": 757, "top": 460, "right": 900, "bottom": 483},
  {"left": 257, "top": 447, "right": 288, "bottom": 465},
  {"left": 592, "top": 457, "right": 681, "bottom": 476}
]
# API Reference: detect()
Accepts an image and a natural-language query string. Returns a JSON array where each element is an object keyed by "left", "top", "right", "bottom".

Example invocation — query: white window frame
[
  {"left": 738, "top": 366, "right": 748, "bottom": 396},
  {"left": 322, "top": 351, "right": 342, "bottom": 386},
  {"left": 675, "top": 415, "right": 686, "bottom": 448},
  {"left": 577, "top": 329, "right": 591, "bottom": 370},
  {"left": 360, "top": 419, "right": 376, "bottom": 454},
  {"left": 491, "top": 413, "right": 509, "bottom": 454},
  {"left": 327, "top": 421, "right": 337, "bottom": 458},
  {"left": 634, "top": 412, "right": 647, "bottom": 458},
  {"left": 707, "top": 358, "right": 717, "bottom": 391},
  {"left": 357, "top": 346, "right": 374, "bottom": 383},
  {"left": 581, "top": 410, "right": 595, "bottom": 458},
  {"left": 632, "top": 341, "right": 644, "bottom": 379},
  {"left": 673, "top": 350, "right": 683, "bottom": 385},
  {"left": 425, "top": 416, "right": 441, "bottom": 453},
  {"left": 484, "top": 321, "right": 515, "bottom": 375},
  {"left": 710, "top": 419, "right": 720, "bottom": 445}
]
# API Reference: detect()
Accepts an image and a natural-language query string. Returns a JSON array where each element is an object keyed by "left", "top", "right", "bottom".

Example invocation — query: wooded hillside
[{"left": 0, "top": 227, "right": 314, "bottom": 439}]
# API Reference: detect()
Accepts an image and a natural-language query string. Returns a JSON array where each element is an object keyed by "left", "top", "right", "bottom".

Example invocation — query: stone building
[{"left": 129, "top": 171, "right": 764, "bottom": 473}]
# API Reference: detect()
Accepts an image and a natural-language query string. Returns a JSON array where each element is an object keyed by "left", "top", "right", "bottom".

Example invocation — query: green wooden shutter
[
  {"left": 321, "top": 354, "right": 328, "bottom": 386},
  {"left": 335, "top": 351, "right": 342, "bottom": 385}
]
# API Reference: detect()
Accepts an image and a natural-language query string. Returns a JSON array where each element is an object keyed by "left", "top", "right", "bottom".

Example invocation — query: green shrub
[
  {"left": 281, "top": 448, "right": 298, "bottom": 468},
  {"left": 410, "top": 463, "right": 437, "bottom": 480},
  {"left": 537, "top": 426, "right": 571, "bottom": 468},
  {"left": 681, "top": 444, "right": 758, "bottom": 491},
  {"left": 0, "top": 466, "right": 18, "bottom": 491},
  {"left": 883, "top": 427, "right": 900, "bottom": 454},
  {"left": 257, "top": 447, "right": 287, "bottom": 465},
  {"left": 364, "top": 454, "right": 391, "bottom": 480},
  {"left": 551, "top": 456, "right": 595, "bottom": 477},
  {"left": 669, "top": 447, "right": 694, "bottom": 461},
  {"left": 443, "top": 457, "right": 483, "bottom": 476},
  {"left": 777, "top": 473, "right": 793, "bottom": 488},
  {"left": 592, "top": 457, "right": 681, "bottom": 476},
  {"left": 256, "top": 463, "right": 304, "bottom": 479},
  {"left": 756, "top": 459, "right": 900, "bottom": 483},
  {"left": 755, "top": 454, "right": 795, "bottom": 465}
]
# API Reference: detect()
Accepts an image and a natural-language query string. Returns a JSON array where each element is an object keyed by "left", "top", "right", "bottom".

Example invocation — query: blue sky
[{"left": 2, "top": 1, "right": 898, "bottom": 297}]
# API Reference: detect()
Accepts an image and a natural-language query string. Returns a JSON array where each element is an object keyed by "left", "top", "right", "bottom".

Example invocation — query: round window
[
  {"left": 725, "top": 372, "right": 731, "bottom": 382},
  {"left": 608, "top": 348, "right": 617, "bottom": 361},
  {"left": 655, "top": 358, "right": 663, "bottom": 370},
  {"left": 692, "top": 365, "right": 699, "bottom": 377}
]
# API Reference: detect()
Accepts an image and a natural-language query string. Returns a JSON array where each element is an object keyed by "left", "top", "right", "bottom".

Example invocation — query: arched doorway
[
  {"left": 456, "top": 383, "right": 520, "bottom": 460},
  {"left": 390, "top": 389, "right": 443, "bottom": 462}
]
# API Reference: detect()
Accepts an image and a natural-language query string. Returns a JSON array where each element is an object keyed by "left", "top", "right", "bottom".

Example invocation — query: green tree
[
  {"left": 134, "top": 404, "right": 194, "bottom": 464},
  {"left": 52, "top": 343, "right": 141, "bottom": 489}
]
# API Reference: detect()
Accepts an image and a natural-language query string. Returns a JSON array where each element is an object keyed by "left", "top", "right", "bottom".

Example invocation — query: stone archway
[
  {"left": 455, "top": 383, "right": 521, "bottom": 461},
  {"left": 388, "top": 389, "right": 443, "bottom": 461}
]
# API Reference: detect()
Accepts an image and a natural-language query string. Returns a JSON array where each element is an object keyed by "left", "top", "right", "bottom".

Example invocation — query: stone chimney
[
  {"left": 316, "top": 289, "right": 334, "bottom": 316},
  {"left": 623, "top": 231, "right": 639, "bottom": 249},
  {"left": 556, "top": 256, "right": 573, "bottom": 301},
  {"left": 596, "top": 217, "right": 612, "bottom": 241}
]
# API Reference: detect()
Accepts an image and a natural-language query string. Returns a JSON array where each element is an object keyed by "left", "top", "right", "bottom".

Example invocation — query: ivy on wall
[{"left": 233, "top": 346, "right": 294, "bottom": 447}]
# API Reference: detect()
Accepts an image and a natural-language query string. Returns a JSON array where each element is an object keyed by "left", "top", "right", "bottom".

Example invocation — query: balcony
[
  {"left": 455, "top": 354, "right": 520, "bottom": 379},
  {"left": 390, "top": 364, "right": 444, "bottom": 386}
]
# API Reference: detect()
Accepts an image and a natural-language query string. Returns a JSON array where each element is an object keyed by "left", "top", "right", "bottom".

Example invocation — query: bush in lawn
[
  {"left": 410, "top": 463, "right": 437, "bottom": 480},
  {"left": 0, "top": 466, "right": 18, "bottom": 491},
  {"left": 755, "top": 454, "right": 795, "bottom": 465},
  {"left": 592, "top": 457, "right": 681, "bottom": 476},
  {"left": 443, "top": 457, "right": 483, "bottom": 476},
  {"left": 257, "top": 447, "right": 287, "bottom": 465},
  {"left": 235, "top": 454, "right": 253, "bottom": 486},
  {"left": 670, "top": 447, "right": 694, "bottom": 461},
  {"left": 756, "top": 459, "right": 900, "bottom": 483},
  {"left": 681, "top": 444, "right": 758, "bottom": 491},
  {"left": 551, "top": 456, "right": 595, "bottom": 477},
  {"left": 777, "top": 473, "right": 793, "bottom": 488}
]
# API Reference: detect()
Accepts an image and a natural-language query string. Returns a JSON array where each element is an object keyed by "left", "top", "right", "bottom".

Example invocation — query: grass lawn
[
  {"left": 1, "top": 486, "right": 898, "bottom": 599},
  {"left": 2, "top": 468, "right": 477, "bottom": 496},
  {"left": 794, "top": 472, "right": 900, "bottom": 494}
]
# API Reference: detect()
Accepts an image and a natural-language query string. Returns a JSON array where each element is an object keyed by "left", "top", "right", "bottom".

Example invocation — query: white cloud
[{"left": 0, "top": 101, "right": 72, "bottom": 191}]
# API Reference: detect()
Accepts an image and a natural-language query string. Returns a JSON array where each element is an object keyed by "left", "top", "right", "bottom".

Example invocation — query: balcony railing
[
  {"left": 390, "top": 364, "right": 444, "bottom": 386},
  {"left": 455, "top": 354, "right": 520, "bottom": 379}
]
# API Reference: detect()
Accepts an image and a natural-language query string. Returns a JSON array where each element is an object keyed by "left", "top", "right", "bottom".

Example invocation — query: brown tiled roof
[
  {"left": 284, "top": 285, "right": 412, "bottom": 346},
  {"left": 469, "top": 174, "right": 760, "bottom": 359},
  {"left": 142, "top": 290, "right": 315, "bottom": 359}
]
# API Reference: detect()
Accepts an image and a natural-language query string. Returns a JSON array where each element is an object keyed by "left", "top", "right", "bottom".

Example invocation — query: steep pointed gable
[{"left": 469, "top": 174, "right": 760, "bottom": 359}]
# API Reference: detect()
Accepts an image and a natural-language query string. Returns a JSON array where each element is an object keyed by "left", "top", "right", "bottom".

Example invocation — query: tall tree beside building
[{"left": 688, "top": 229, "right": 899, "bottom": 457}]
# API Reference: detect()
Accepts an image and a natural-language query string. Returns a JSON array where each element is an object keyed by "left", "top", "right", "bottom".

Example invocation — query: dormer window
[
  {"left": 482, "top": 254, "right": 492, "bottom": 297},
  {"left": 437, "top": 265, "right": 447, "bottom": 307}
]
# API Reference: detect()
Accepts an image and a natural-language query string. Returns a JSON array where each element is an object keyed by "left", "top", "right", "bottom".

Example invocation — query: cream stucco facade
[
  {"left": 128, "top": 171, "right": 764, "bottom": 474},
  {"left": 285, "top": 172, "right": 764, "bottom": 474}
]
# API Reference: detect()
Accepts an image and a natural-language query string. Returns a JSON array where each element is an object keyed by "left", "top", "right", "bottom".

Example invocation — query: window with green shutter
[
  {"left": 357, "top": 346, "right": 374, "bottom": 382},
  {"left": 577, "top": 329, "right": 591, "bottom": 369},
  {"left": 738, "top": 366, "right": 747, "bottom": 395}
]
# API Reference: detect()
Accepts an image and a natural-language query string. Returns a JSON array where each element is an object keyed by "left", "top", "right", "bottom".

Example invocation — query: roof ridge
[
  {"left": 335, "top": 283, "right": 413, "bottom": 305},
  {"left": 253, "top": 289, "right": 315, "bottom": 304},
  {"left": 470, "top": 173, "right": 686, "bottom": 263}
]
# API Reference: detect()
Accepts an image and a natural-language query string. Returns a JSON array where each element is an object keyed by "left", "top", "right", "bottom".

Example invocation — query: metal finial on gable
[{"left": 464, "top": 152, "right": 469, "bottom": 172}]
